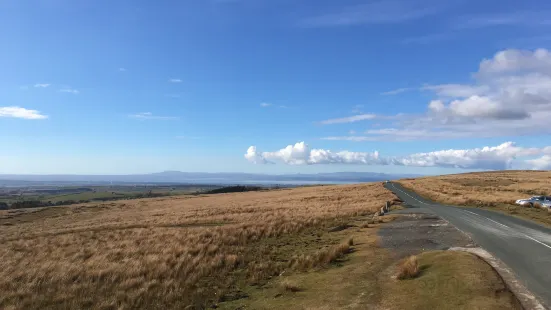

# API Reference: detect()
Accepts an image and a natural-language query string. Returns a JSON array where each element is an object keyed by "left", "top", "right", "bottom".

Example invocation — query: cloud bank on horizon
[
  {"left": 246, "top": 48, "right": 551, "bottom": 171},
  {"left": 245, "top": 142, "right": 551, "bottom": 170}
]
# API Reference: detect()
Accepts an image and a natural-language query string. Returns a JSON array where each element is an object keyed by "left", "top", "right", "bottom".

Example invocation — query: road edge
[{"left": 449, "top": 247, "right": 547, "bottom": 310}]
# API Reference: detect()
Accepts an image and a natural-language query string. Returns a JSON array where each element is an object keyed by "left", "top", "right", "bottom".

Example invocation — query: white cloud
[
  {"left": 422, "top": 84, "right": 489, "bottom": 98},
  {"left": 118, "top": 68, "right": 126, "bottom": 72},
  {"left": 34, "top": 83, "right": 50, "bottom": 88},
  {"left": 246, "top": 142, "right": 385, "bottom": 165},
  {"left": 245, "top": 146, "right": 268, "bottom": 164},
  {"left": 320, "top": 114, "right": 377, "bottom": 125},
  {"left": 381, "top": 87, "right": 415, "bottom": 95},
  {"left": 0, "top": 106, "right": 48, "bottom": 119},
  {"left": 169, "top": 78, "right": 182, "bottom": 83},
  {"left": 444, "top": 95, "right": 529, "bottom": 120},
  {"left": 260, "top": 102, "right": 272, "bottom": 107},
  {"left": 525, "top": 155, "right": 551, "bottom": 170},
  {"left": 246, "top": 142, "right": 551, "bottom": 170},
  {"left": 349, "top": 48, "right": 551, "bottom": 141},
  {"left": 391, "top": 142, "right": 541, "bottom": 170},
  {"left": 479, "top": 49, "right": 551, "bottom": 75},
  {"left": 59, "top": 88, "right": 79, "bottom": 94},
  {"left": 300, "top": 1, "right": 442, "bottom": 27},
  {"left": 129, "top": 112, "right": 179, "bottom": 120}
]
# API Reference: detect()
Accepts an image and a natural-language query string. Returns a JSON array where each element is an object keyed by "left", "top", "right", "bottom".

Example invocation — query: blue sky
[{"left": 2, "top": 0, "right": 551, "bottom": 175}]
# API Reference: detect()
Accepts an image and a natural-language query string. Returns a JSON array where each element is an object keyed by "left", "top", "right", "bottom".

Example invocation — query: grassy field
[
  {"left": 0, "top": 182, "right": 520, "bottom": 309},
  {"left": 399, "top": 170, "right": 551, "bottom": 226}
]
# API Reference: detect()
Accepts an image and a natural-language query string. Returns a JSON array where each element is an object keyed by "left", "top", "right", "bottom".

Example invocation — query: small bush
[
  {"left": 348, "top": 238, "right": 354, "bottom": 246},
  {"left": 397, "top": 256, "right": 420, "bottom": 280}
]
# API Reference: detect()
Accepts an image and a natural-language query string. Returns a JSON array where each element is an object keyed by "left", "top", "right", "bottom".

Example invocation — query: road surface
[{"left": 385, "top": 182, "right": 551, "bottom": 307}]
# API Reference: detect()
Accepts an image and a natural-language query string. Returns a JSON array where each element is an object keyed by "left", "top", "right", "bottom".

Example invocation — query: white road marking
[{"left": 389, "top": 182, "right": 551, "bottom": 251}]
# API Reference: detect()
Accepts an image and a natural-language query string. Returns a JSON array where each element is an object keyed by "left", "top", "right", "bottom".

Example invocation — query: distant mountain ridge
[{"left": 0, "top": 171, "right": 421, "bottom": 185}]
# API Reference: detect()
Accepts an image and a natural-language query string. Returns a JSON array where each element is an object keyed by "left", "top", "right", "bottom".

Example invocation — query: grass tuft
[
  {"left": 280, "top": 279, "right": 302, "bottom": 292},
  {"left": 397, "top": 255, "right": 420, "bottom": 280}
]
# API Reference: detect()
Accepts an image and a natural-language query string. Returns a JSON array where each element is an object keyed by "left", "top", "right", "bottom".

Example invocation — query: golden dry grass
[
  {"left": 399, "top": 170, "right": 551, "bottom": 225},
  {"left": 0, "top": 183, "right": 394, "bottom": 309},
  {"left": 397, "top": 255, "right": 420, "bottom": 280},
  {"left": 382, "top": 251, "right": 520, "bottom": 310}
]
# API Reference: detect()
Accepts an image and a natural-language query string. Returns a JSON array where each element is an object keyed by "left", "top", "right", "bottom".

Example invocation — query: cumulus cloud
[
  {"left": 320, "top": 114, "right": 377, "bottom": 125},
  {"left": 244, "top": 146, "right": 269, "bottom": 164},
  {"left": 246, "top": 142, "right": 384, "bottom": 165},
  {"left": 245, "top": 142, "right": 551, "bottom": 170},
  {"left": 34, "top": 83, "right": 50, "bottom": 88},
  {"left": 525, "top": 155, "right": 551, "bottom": 170},
  {"left": 0, "top": 106, "right": 48, "bottom": 119},
  {"left": 326, "top": 48, "right": 551, "bottom": 141},
  {"left": 479, "top": 48, "right": 551, "bottom": 75},
  {"left": 260, "top": 102, "right": 272, "bottom": 107}
]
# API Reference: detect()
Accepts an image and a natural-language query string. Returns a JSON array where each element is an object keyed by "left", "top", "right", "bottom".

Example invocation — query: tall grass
[{"left": 0, "top": 182, "right": 394, "bottom": 309}]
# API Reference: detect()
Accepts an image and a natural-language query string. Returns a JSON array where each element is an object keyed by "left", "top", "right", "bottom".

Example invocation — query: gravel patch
[{"left": 379, "top": 208, "right": 475, "bottom": 258}]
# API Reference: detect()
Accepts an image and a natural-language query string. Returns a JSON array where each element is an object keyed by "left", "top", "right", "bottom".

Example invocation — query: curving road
[{"left": 385, "top": 182, "right": 551, "bottom": 308}]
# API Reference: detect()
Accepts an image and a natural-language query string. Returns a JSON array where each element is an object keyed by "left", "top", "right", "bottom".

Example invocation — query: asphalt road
[{"left": 385, "top": 182, "right": 551, "bottom": 307}]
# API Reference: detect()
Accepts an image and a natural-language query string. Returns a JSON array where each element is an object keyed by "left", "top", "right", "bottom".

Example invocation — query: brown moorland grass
[
  {"left": 396, "top": 255, "right": 420, "bottom": 280},
  {"left": 381, "top": 251, "right": 520, "bottom": 310},
  {"left": 399, "top": 170, "right": 551, "bottom": 226},
  {"left": 0, "top": 183, "right": 395, "bottom": 310},
  {"left": 220, "top": 225, "right": 518, "bottom": 310}
]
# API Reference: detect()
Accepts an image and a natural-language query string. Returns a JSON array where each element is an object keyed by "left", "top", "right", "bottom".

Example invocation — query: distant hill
[{"left": 0, "top": 171, "right": 421, "bottom": 186}]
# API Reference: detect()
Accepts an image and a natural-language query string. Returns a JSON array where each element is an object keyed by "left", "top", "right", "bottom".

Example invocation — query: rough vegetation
[
  {"left": 0, "top": 183, "right": 394, "bottom": 309},
  {"left": 381, "top": 251, "right": 520, "bottom": 310},
  {"left": 399, "top": 170, "right": 551, "bottom": 226},
  {"left": 396, "top": 255, "right": 420, "bottom": 280}
]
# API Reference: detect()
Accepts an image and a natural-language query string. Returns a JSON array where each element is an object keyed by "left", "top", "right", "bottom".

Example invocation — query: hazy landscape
[
  {"left": 0, "top": 171, "right": 415, "bottom": 210},
  {"left": 0, "top": 171, "right": 418, "bottom": 185}
]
